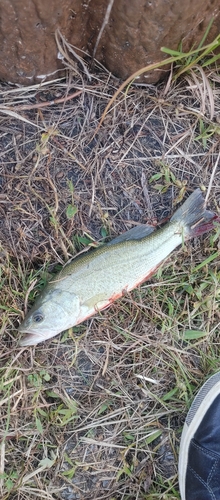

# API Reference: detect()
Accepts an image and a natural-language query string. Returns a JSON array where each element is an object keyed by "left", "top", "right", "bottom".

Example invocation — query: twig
[
  {"left": 10, "top": 89, "right": 83, "bottom": 111},
  {"left": 0, "top": 89, "right": 83, "bottom": 113},
  {"left": 55, "top": 29, "right": 92, "bottom": 81},
  {"left": 205, "top": 150, "right": 220, "bottom": 205},
  {"left": 92, "top": 0, "right": 115, "bottom": 60},
  {"left": 141, "top": 171, "right": 154, "bottom": 219},
  {"left": 22, "top": 280, "right": 37, "bottom": 315}
]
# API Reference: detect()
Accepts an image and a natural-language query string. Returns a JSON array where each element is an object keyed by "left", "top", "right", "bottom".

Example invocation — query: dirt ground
[{"left": 0, "top": 52, "right": 220, "bottom": 500}]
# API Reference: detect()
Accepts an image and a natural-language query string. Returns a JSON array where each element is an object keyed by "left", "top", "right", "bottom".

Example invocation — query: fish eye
[{"left": 33, "top": 311, "right": 44, "bottom": 323}]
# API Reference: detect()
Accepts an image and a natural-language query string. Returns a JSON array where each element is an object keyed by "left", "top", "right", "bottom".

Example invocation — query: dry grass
[{"left": 0, "top": 45, "right": 220, "bottom": 500}]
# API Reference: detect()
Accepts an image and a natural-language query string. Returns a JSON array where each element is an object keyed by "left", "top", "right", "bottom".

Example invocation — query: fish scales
[
  {"left": 18, "top": 189, "right": 218, "bottom": 346},
  {"left": 49, "top": 222, "right": 180, "bottom": 299}
]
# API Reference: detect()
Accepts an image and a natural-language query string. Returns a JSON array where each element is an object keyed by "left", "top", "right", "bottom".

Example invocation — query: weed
[{"left": 0, "top": 30, "right": 220, "bottom": 499}]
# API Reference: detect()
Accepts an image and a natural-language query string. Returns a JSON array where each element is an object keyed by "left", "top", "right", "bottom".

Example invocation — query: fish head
[{"left": 18, "top": 288, "right": 80, "bottom": 346}]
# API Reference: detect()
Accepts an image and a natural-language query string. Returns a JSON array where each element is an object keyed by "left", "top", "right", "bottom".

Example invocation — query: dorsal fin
[{"left": 107, "top": 224, "right": 155, "bottom": 246}]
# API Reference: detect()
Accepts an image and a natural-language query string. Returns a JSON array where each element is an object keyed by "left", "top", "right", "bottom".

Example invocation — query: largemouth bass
[{"left": 18, "top": 189, "right": 218, "bottom": 346}]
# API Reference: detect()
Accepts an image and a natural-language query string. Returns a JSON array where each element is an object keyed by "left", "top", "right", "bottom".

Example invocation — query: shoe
[{"left": 178, "top": 371, "right": 220, "bottom": 500}]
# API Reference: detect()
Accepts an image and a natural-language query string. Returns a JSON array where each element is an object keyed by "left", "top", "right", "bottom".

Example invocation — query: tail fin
[{"left": 170, "top": 189, "right": 217, "bottom": 238}]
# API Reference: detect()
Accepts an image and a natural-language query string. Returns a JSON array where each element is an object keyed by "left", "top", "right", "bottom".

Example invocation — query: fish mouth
[
  {"left": 18, "top": 330, "right": 46, "bottom": 347},
  {"left": 19, "top": 333, "right": 41, "bottom": 347}
]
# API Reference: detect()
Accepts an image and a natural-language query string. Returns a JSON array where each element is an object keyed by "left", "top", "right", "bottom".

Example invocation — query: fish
[{"left": 18, "top": 189, "right": 218, "bottom": 346}]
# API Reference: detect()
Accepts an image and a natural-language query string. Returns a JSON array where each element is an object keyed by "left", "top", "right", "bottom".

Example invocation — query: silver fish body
[{"left": 18, "top": 189, "right": 216, "bottom": 346}]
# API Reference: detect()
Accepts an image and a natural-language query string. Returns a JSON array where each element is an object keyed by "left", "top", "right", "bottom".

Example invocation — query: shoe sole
[{"left": 178, "top": 371, "right": 220, "bottom": 500}]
